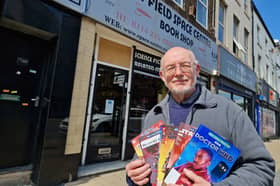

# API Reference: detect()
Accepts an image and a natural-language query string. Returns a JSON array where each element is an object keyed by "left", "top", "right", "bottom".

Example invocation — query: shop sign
[
  {"left": 85, "top": 0, "right": 218, "bottom": 73},
  {"left": 269, "top": 88, "right": 278, "bottom": 107},
  {"left": 133, "top": 49, "right": 161, "bottom": 77},
  {"left": 219, "top": 46, "right": 256, "bottom": 92},
  {"left": 51, "top": 0, "right": 86, "bottom": 13}
]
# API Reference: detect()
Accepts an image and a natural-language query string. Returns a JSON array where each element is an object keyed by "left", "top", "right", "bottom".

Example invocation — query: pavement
[{"left": 65, "top": 139, "right": 280, "bottom": 186}]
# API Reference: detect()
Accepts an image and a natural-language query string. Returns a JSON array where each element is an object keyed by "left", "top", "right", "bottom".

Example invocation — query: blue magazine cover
[{"left": 164, "top": 124, "right": 240, "bottom": 185}]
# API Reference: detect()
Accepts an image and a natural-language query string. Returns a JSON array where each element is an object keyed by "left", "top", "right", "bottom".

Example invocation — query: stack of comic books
[{"left": 131, "top": 122, "right": 240, "bottom": 186}]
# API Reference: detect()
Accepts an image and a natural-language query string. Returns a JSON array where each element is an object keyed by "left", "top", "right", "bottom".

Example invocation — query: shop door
[
  {"left": 0, "top": 27, "right": 49, "bottom": 168},
  {"left": 86, "top": 64, "right": 128, "bottom": 163}
]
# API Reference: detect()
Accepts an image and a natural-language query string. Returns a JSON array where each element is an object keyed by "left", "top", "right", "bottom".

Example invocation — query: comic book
[
  {"left": 139, "top": 120, "right": 165, "bottom": 186},
  {"left": 166, "top": 123, "right": 196, "bottom": 170},
  {"left": 157, "top": 125, "right": 177, "bottom": 185},
  {"left": 131, "top": 120, "right": 165, "bottom": 158},
  {"left": 164, "top": 124, "right": 240, "bottom": 185},
  {"left": 131, "top": 134, "right": 144, "bottom": 158}
]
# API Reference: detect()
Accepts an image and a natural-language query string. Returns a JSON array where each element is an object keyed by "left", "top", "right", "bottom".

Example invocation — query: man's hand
[
  {"left": 167, "top": 169, "right": 211, "bottom": 186},
  {"left": 125, "top": 158, "right": 151, "bottom": 185}
]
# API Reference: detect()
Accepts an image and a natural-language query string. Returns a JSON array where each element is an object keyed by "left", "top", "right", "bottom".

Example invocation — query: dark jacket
[{"left": 142, "top": 85, "right": 275, "bottom": 186}]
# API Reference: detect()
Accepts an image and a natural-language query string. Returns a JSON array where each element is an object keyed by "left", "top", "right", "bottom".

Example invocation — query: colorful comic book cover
[
  {"left": 164, "top": 124, "right": 240, "bottom": 186},
  {"left": 140, "top": 120, "right": 165, "bottom": 186},
  {"left": 166, "top": 123, "right": 196, "bottom": 170},
  {"left": 157, "top": 125, "right": 177, "bottom": 185},
  {"left": 131, "top": 134, "right": 143, "bottom": 157},
  {"left": 131, "top": 120, "right": 165, "bottom": 158}
]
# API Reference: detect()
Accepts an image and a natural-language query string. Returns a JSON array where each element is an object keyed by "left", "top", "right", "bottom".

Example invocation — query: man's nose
[{"left": 174, "top": 65, "right": 184, "bottom": 75}]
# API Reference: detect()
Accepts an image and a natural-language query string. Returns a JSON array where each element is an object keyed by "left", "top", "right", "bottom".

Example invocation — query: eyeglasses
[{"left": 164, "top": 62, "right": 193, "bottom": 75}]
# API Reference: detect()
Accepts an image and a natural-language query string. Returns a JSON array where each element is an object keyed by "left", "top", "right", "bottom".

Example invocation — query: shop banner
[
  {"left": 51, "top": 0, "right": 86, "bottom": 13},
  {"left": 219, "top": 46, "right": 256, "bottom": 92},
  {"left": 85, "top": 0, "right": 218, "bottom": 73},
  {"left": 133, "top": 49, "right": 161, "bottom": 77}
]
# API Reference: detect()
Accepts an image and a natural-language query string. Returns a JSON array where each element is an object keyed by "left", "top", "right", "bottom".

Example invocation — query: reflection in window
[
  {"left": 172, "top": 0, "right": 184, "bottom": 8},
  {"left": 128, "top": 73, "right": 167, "bottom": 137},
  {"left": 196, "top": 0, "right": 208, "bottom": 28},
  {"left": 233, "top": 94, "right": 244, "bottom": 109},
  {"left": 218, "top": 89, "right": 231, "bottom": 100},
  {"left": 218, "top": 2, "right": 225, "bottom": 43}
]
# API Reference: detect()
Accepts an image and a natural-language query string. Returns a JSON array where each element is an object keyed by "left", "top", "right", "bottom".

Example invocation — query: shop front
[
  {"left": 50, "top": 0, "right": 218, "bottom": 180},
  {"left": 78, "top": 0, "right": 218, "bottom": 170},
  {"left": 217, "top": 46, "right": 257, "bottom": 122},
  {"left": 0, "top": 0, "right": 82, "bottom": 185},
  {"left": 256, "top": 79, "right": 279, "bottom": 139}
]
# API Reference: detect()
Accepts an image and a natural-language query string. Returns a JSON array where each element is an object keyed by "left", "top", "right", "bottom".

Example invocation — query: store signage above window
[
  {"left": 85, "top": 0, "right": 217, "bottom": 73},
  {"left": 51, "top": 0, "right": 86, "bottom": 13},
  {"left": 269, "top": 88, "right": 278, "bottom": 107},
  {"left": 133, "top": 49, "right": 161, "bottom": 77},
  {"left": 219, "top": 46, "right": 256, "bottom": 92}
]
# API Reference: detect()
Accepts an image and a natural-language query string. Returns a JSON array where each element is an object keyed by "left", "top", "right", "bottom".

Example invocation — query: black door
[
  {"left": 0, "top": 27, "right": 49, "bottom": 168},
  {"left": 85, "top": 64, "right": 128, "bottom": 163}
]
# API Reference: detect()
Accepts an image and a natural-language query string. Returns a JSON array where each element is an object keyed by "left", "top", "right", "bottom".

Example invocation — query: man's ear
[
  {"left": 159, "top": 71, "right": 165, "bottom": 83},
  {"left": 195, "top": 64, "right": 201, "bottom": 77}
]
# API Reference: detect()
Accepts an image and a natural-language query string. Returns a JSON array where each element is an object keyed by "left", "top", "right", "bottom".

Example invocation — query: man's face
[
  {"left": 193, "top": 149, "right": 211, "bottom": 169},
  {"left": 160, "top": 47, "right": 200, "bottom": 96}
]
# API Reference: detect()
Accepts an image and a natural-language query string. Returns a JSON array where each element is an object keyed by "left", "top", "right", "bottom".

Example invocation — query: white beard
[{"left": 165, "top": 74, "right": 197, "bottom": 100}]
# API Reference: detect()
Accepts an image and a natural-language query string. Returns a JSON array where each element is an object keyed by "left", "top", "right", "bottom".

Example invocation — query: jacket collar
[{"left": 153, "top": 84, "right": 217, "bottom": 114}]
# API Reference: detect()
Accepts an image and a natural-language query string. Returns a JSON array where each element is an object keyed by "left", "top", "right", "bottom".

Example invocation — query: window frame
[
  {"left": 196, "top": 0, "right": 208, "bottom": 28},
  {"left": 233, "top": 15, "right": 240, "bottom": 55},
  {"left": 218, "top": 2, "right": 225, "bottom": 43},
  {"left": 243, "top": 28, "right": 249, "bottom": 64},
  {"left": 172, "top": 0, "right": 184, "bottom": 8}
]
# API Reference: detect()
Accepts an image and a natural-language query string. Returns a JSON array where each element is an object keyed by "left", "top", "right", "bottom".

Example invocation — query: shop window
[
  {"left": 127, "top": 73, "right": 167, "bottom": 137},
  {"left": 196, "top": 0, "right": 208, "bottom": 28},
  {"left": 218, "top": 89, "right": 231, "bottom": 100},
  {"left": 233, "top": 94, "right": 244, "bottom": 109},
  {"left": 261, "top": 107, "right": 276, "bottom": 138},
  {"left": 85, "top": 64, "right": 129, "bottom": 163}
]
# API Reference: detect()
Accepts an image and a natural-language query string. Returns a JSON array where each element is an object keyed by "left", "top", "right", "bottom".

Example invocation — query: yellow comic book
[{"left": 157, "top": 125, "right": 177, "bottom": 185}]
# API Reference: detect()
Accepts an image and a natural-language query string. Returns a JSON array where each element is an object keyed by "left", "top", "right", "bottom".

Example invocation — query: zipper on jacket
[{"left": 189, "top": 106, "right": 197, "bottom": 125}]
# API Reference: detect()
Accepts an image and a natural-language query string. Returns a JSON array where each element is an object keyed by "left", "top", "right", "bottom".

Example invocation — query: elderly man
[{"left": 125, "top": 47, "right": 275, "bottom": 186}]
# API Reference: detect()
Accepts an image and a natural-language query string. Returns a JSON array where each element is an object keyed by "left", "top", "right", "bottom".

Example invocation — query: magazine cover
[
  {"left": 140, "top": 120, "right": 165, "bottom": 186},
  {"left": 157, "top": 125, "right": 177, "bottom": 185},
  {"left": 131, "top": 120, "right": 165, "bottom": 158},
  {"left": 131, "top": 134, "right": 144, "bottom": 157},
  {"left": 166, "top": 123, "right": 196, "bottom": 170},
  {"left": 164, "top": 124, "right": 240, "bottom": 185}
]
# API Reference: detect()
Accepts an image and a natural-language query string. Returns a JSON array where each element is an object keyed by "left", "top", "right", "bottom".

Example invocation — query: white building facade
[
  {"left": 252, "top": 2, "right": 279, "bottom": 139},
  {"left": 214, "top": 0, "right": 257, "bottom": 123}
]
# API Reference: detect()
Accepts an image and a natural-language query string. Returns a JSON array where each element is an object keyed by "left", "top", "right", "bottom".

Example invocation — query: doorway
[
  {"left": 0, "top": 27, "right": 49, "bottom": 169},
  {"left": 85, "top": 63, "right": 128, "bottom": 163}
]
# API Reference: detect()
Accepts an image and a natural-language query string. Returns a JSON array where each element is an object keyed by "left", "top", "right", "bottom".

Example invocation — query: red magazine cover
[
  {"left": 157, "top": 125, "right": 177, "bottom": 185},
  {"left": 140, "top": 120, "right": 165, "bottom": 186},
  {"left": 131, "top": 120, "right": 165, "bottom": 158},
  {"left": 166, "top": 123, "right": 196, "bottom": 170}
]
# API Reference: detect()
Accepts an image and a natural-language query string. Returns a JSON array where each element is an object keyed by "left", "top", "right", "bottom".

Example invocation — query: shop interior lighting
[
  {"left": 21, "top": 103, "right": 29, "bottom": 107},
  {"left": 11, "top": 90, "right": 18, "bottom": 94},
  {"left": 2, "top": 89, "right": 10, "bottom": 93}
]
